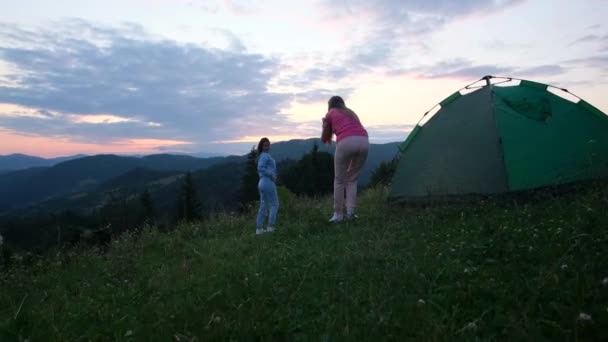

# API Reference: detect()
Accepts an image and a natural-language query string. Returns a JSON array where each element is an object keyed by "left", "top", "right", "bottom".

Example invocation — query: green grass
[{"left": 1, "top": 185, "right": 608, "bottom": 341}]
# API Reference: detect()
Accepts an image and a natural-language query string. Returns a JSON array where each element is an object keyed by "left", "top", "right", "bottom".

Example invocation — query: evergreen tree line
[
  {"left": 238, "top": 143, "right": 335, "bottom": 208},
  {"left": 0, "top": 172, "right": 204, "bottom": 266}
]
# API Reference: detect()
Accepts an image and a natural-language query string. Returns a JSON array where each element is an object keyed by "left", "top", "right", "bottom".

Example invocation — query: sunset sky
[{"left": 0, "top": 0, "right": 607, "bottom": 157}]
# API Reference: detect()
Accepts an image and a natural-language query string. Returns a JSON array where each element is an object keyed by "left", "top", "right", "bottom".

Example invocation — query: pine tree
[
  {"left": 239, "top": 146, "right": 259, "bottom": 209},
  {"left": 281, "top": 145, "right": 333, "bottom": 197},
  {"left": 139, "top": 189, "right": 155, "bottom": 223},
  {"left": 177, "top": 172, "right": 201, "bottom": 222},
  {"left": 311, "top": 142, "right": 323, "bottom": 195}
]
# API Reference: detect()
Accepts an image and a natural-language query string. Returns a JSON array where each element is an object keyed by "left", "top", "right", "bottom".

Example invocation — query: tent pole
[{"left": 482, "top": 75, "right": 492, "bottom": 86}]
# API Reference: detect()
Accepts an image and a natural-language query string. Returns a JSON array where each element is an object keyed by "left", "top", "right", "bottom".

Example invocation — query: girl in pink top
[{"left": 321, "top": 96, "right": 369, "bottom": 222}]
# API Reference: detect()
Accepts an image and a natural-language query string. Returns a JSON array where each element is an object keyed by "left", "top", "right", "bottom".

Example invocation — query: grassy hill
[{"left": 1, "top": 184, "right": 607, "bottom": 340}]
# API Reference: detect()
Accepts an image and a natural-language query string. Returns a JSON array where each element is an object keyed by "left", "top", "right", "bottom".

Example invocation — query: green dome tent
[{"left": 389, "top": 76, "right": 608, "bottom": 201}]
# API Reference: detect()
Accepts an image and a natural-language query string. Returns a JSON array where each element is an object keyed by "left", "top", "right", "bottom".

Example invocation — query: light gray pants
[{"left": 334, "top": 135, "right": 369, "bottom": 213}]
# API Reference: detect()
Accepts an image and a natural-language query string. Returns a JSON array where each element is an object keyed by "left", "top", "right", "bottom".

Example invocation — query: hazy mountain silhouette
[{"left": 0, "top": 139, "right": 400, "bottom": 214}]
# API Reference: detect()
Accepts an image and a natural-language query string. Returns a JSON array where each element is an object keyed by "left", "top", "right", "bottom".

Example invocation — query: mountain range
[
  {"left": 0, "top": 152, "right": 228, "bottom": 172},
  {"left": 0, "top": 138, "right": 400, "bottom": 216},
  {"left": 0, "top": 153, "right": 87, "bottom": 172}
]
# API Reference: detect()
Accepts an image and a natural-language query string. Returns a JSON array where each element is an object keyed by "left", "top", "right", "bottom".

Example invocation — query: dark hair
[
  {"left": 257, "top": 137, "right": 270, "bottom": 155},
  {"left": 328, "top": 96, "right": 347, "bottom": 111}
]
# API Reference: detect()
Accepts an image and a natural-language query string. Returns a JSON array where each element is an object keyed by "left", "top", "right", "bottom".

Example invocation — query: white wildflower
[
  {"left": 577, "top": 313, "right": 592, "bottom": 322},
  {"left": 417, "top": 299, "right": 426, "bottom": 306},
  {"left": 602, "top": 277, "right": 608, "bottom": 286},
  {"left": 463, "top": 321, "right": 477, "bottom": 331}
]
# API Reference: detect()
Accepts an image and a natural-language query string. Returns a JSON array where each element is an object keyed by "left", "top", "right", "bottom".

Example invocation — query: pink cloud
[{"left": 0, "top": 129, "right": 190, "bottom": 158}]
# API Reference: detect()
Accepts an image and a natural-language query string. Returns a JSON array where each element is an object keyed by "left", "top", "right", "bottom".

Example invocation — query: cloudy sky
[{"left": 0, "top": 0, "right": 606, "bottom": 157}]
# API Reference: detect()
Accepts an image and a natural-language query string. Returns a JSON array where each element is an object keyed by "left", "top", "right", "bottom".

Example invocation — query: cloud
[
  {"left": 292, "top": 88, "right": 355, "bottom": 103},
  {"left": 191, "top": 0, "right": 258, "bottom": 15},
  {"left": 396, "top": 58, "right": 512, "bottom": 80},
  {"left": 210, "top": 28, "right": 247, "bottom": 51},
  {"left": 222, "top": 0, "right": 259, "bottom": 15},
  {"left": 366, "top": 124, "right": 416, "bottom": 142},
  {"left": 392, "top": 58, "right": 564, "bottom": 81},
  {"left": 570, "top": 34, "right": 608, "bottom": 45},
  {"left": 281, "top": 0, "right": 526, "bottom": 93},
  {"left": 320, "top": 0, "right": 526, "bottom": 70},
  {"left": 0, "top": 19, "right": 294, "bottom": 148},
  {"left": 481, "top": 39, "right": 533, "bottom": 50},
  {"left": 515, "top": 65, "right": 566, "bottom": 78},
  {"left": 565, "top": 55, "right": 608, "bottom": 72},
  {"left": 322, "top": 0, "right": 525, "bottom": 34},
  {"left": 432, "top": 65, "right": 514, "bottom": 79},
  {"left": 570, "top": 33, "right": 608, "bottom": 52},
  {"left": 571, "top": 34, "right": 601, "bottom": 44}
]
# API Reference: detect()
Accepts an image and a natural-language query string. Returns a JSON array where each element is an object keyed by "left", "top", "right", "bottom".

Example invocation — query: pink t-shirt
[{"left": 325, "top": 108, "right": 368, "bottom": 143}]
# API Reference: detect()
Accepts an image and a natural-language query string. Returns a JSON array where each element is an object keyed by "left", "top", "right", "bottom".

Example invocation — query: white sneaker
[
  {"left": 329, "top": 213, "right": 343, "bottom": 223},
  {"left": 266, "top": 226, "right": 275, "bottom": 233},
  {"left": 346, "top": 213, "right": 358, "bottom": 220},
  {"left": 256, "top": 228, "right": 265, "bottom": 235}
]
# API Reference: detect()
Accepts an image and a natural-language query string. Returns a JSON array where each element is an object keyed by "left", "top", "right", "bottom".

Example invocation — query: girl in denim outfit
[{"left": 255, "top": 137, "right": 279, "bottom": 235}]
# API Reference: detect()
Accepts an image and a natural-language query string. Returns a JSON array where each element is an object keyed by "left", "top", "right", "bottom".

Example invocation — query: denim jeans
[{"left": 256, "top": 177, "right": 279, "bottom": 228}]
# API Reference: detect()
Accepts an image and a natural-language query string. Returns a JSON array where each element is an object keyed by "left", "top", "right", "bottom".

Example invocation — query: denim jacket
[{"left": 257, "top": 152, "right": 277, "bottom": 180}]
